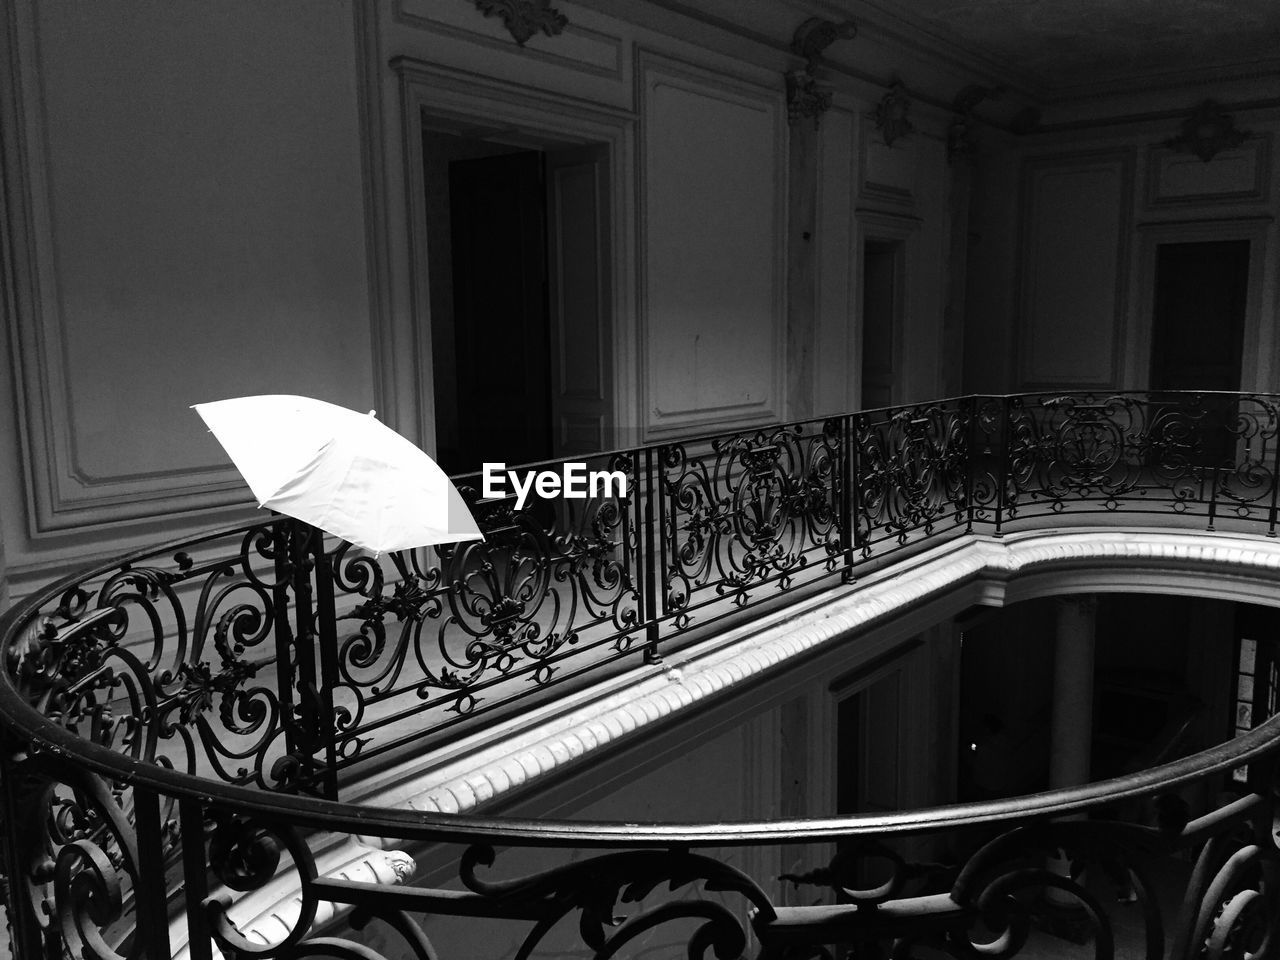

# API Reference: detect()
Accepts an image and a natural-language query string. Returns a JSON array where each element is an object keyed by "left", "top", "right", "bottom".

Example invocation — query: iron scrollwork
[
  {"left": 660, "top": 421, "right": 842, "bottom": 628},
  {"left": 327, "top": 451, "right": 641, "bottom": 766},
  {"left": 5, "top": 522, "right": 305, "bottom": 793},
  {"left": 5, "top": 390, "right": 1280, "bottom": 959},
  {"left": 854, "top": 401, "right": 970, "bottom": 552}
]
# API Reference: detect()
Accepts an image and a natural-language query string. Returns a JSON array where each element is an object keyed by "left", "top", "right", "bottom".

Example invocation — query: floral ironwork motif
[
  {"left": 4, "top": 523, "right": 313, "bottom": 793},
  {"left": 328, "top": 451, "right": 640, "bottom": 766},
  {"left": 854, "top": 401, "right": 970, "bottom": 551},
  {"left": 660, "top": 421, "right": 842, "bottom": 627}
]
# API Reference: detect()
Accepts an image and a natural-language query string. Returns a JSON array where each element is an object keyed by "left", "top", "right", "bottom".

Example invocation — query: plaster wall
[{"left": 0, "top": 0, "right": 960, "bottom": 602}]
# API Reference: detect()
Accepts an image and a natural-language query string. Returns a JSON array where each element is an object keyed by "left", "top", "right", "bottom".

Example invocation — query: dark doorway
[
  {"left": 1150, "top": 240, "right": 1248, "bottom": 393},
  {"left": 422, "top": 127, "right": 614, "bottom": 476},
  {"left": 448, "top": 151, "right": 553, "bottom": 475},
  {"left": 1151, "top": 239, "right": 1249, "bottom": 465},
  {"left": 861, "top": 240, "right": 900, "bottom": 410}
]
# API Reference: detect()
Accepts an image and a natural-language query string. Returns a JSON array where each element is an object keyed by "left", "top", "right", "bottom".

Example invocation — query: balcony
[{"left": 2, "top": 391, "right": 1280, "bottom": 959}]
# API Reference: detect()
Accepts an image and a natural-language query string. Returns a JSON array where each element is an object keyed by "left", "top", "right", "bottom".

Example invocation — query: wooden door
[
  {"left": 860, "top": 240, "right": 900, "bottom": 410},
  {"left": 545, "top": 145, "right": 612, "bottom": 456}
]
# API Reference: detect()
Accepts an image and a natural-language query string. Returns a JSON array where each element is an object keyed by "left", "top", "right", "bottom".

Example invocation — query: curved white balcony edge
[
  {"left": 356, "top": 527, "right": 1280, "bottom": 820},
  {"left": 170, "top": 526, "right": 1280, "bottom": 952}
]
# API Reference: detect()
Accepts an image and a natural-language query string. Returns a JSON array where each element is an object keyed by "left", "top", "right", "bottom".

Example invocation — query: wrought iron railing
[{"left": 2, "top": 391, "right": 1280, "bottom": 959}]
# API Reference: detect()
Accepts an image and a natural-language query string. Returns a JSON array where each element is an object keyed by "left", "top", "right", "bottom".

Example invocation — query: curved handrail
[
  {"left": 6, "top": 390, "right": 1280, "bottom": 960},
  {"left": 3, "top": 389, "right": 1279, "bottom": 845},
  {"left": 1, "top": 625, "right": 1279, "bottom": 847}
]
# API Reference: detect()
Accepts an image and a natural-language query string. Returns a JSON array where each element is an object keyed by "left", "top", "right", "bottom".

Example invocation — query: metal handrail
[
  {"left": 3, "top": 390, "right": 1280, "bottom": 840},
  {"left": 4, "top": 390, "right": 1280, "bottom": 959}
]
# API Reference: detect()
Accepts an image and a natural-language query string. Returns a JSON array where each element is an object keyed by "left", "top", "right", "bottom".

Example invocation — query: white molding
[
  {"left": 349, "top": 527, "right": 1280, "bottom": 819},
  {"left": 354, "top": 1, "right": 401, "bottom": 436},
  {"left": 169, "top": 837, "right": 415, "bottom": 960}
]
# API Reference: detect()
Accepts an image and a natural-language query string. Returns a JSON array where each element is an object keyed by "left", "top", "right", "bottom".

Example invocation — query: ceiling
[{"left": 857, "top": 0, "right": 1280, "bottom": 95}]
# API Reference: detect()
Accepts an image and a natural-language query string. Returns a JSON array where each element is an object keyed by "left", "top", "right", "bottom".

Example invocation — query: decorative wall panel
[
  {"left": 638, "top": 52, "right": 786, "bottom": 437},
  {"left": 1016, "top": 151, "right": 1133, "bottom": 389},
  {"left": 1147, "top": 135, "right": 1270, "bottom": 207},
  {"left": 3, "top": 0, "right": 374, "bottom": 533},
  {"left": 861, "top": 114, "right": 917, "bottom": 210},
  {"left": 549, "top": 157, "right": 610, "bottom": 454}
]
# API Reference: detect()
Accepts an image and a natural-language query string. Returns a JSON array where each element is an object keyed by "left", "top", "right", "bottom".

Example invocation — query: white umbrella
[{"left": 192, "top": 395, "right": 482, "bottom": 554}]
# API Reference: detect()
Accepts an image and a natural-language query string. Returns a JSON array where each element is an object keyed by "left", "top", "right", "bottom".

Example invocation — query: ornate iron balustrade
[{"left": 2, "top": 391, "right": 1279, "bottom": 959}]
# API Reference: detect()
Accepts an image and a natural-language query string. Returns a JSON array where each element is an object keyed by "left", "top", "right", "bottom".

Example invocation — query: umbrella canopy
[{"left": 192, "top": 395, "right": 482, "bottom": 554}]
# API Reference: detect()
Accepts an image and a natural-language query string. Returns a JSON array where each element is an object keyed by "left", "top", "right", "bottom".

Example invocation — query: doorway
[
  {"left": 1150, "top": 239, "right": 1249, "bottom": 465},
  {"left": 421, "top": 127, "right": 613, "bottom": 477},
  {"left": 860, "top": 239, "right": 902, "bottom": 410},
  {"left": 1150, "top": 240, "right": 1248, "bottom": 393},
  {"left": 448, "top": 149, "right": 551, "bottom": 474}
]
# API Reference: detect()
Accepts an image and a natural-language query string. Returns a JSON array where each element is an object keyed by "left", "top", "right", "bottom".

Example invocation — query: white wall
[
  {"left": 0, "top": 0, "right": 375, "bottom": 597},
  {"left": 0, "top": 0, "right": 963, "bottom": 602}
]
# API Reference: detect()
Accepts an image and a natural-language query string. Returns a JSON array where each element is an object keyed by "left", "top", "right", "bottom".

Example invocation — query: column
[
  {"left": 1050, "top": 594, "right": 1098, "bottom": 789},
  {"left": 1046, "top": 594, "right": 1097, "bottom": 923},
  {"left": 785, "top": 115, "right": 818, "bottom": 420},
  {"left": 0, "top": 508, "right": 8, "bottom": 612},
  {"left": 782, "top": 17, "right": 855, "bottom": 420}
]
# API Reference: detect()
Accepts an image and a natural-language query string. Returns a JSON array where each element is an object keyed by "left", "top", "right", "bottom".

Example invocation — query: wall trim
[{"left": 353, "top": 1, "right": 400, "bottom": 437}]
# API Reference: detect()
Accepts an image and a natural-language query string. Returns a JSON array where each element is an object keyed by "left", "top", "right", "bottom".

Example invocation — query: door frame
[
  {"left": 851, "top": 209, "right": 921, "bottom": 410},
  {"left": 392, "top": 58, "right": 636, "bottom": 458},
  {"left": 1126, "top": 217, "right": 1271, "bottom": 393}
]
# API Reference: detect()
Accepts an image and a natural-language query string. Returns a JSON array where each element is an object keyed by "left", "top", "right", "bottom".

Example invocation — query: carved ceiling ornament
[
  {"left": 786, "top": 70, "right": 834, "bottom": 128},
  {"left": 874, "top": 80, "right": 914, "bottom": 146},
  {"left": 474, "top": 0, "right": 568, "bottom": 46},
  {"left": 784, "top": 17, "right": 857, "bottom": 129},
  {"left": 1163, "top": 100, "right": 1251, "bottom": 162},
  {"left": 947, "top": 83, "right": 1002, "bottom": 163}
]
